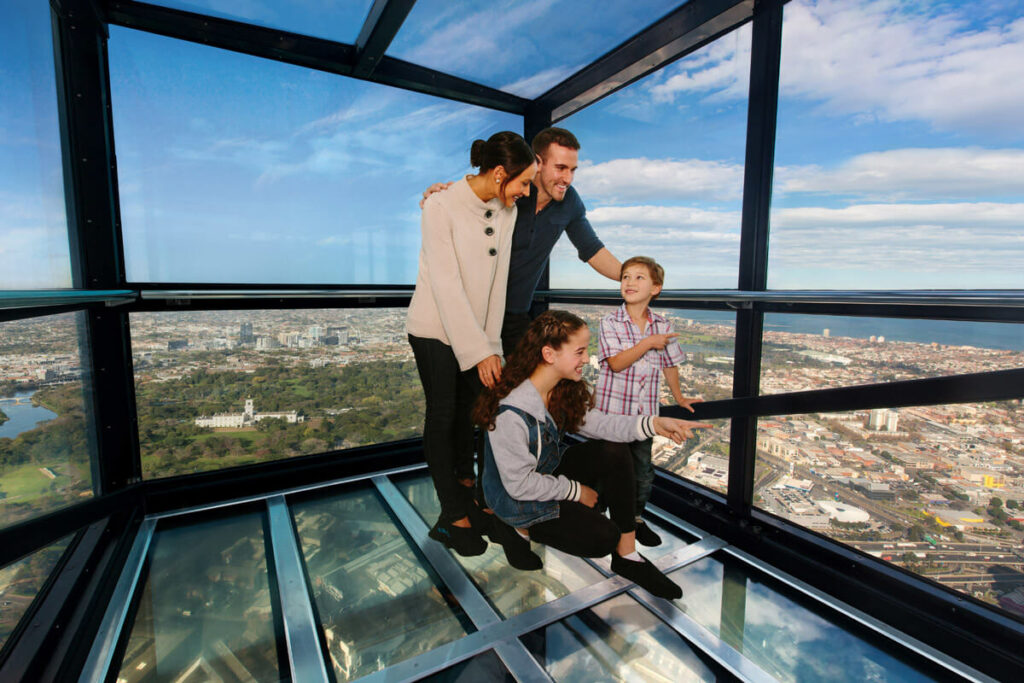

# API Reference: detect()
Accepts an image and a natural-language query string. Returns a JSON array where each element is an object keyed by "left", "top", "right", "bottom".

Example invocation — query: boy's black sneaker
[
  {"left": 611, "top": 553, "right": 682, "bottom": 600},
  {"left": 489, "top": 520, "right": 543, "bottom": 570},
  {"left": 429, "top": 520, "right": 487, "bottom": 557},
  {"left": 635, "top": 521, "right": 662, "bottom": 547}
]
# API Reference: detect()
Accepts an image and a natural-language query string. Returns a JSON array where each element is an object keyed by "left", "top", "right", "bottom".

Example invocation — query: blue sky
[{"left": 1, "top": 0, "right": 1023, "bottom": 291}]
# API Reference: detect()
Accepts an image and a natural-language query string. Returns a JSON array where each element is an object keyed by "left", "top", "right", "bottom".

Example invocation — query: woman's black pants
[
  {"left": 409, "top": 334, "right": 482, "bottom": 523},
  {"left": 527, "top": 440, "right": 637, "bottom": 558}
]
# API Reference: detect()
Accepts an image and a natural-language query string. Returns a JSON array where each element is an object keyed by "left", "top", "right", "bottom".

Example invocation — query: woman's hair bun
[{"left": 469, "top": 139, "right": 487, "bottom": 168}]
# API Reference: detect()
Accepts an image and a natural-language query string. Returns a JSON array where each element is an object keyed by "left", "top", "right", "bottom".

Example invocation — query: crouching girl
[{"left": 473, "top": 310, "right": 710, "bottom": 599}]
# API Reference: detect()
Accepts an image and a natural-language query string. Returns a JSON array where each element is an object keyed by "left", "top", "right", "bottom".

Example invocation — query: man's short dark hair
[{"left": 531, "top": 127, "right": 580, "bottom": 157}]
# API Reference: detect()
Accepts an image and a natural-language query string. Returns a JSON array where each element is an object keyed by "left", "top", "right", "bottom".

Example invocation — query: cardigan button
[
  {"left": 485, "top": 210, "right": 493, "bottom": 218},
  {"left": 488, "top": 248, "right": 497, "bottom": 256},
  {"left": 485, "top": 226, "right": 494, "bottom": 236}
]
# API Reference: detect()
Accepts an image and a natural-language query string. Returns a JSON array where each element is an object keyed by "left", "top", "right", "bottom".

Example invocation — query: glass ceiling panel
[
  {"left": 395, "top": 473, "right": 605, "bottom": 618},
  {"left": 143, "top": 0, "right": 375, "bottom": 44},
  {"left": 670, "top": 551, "right": 952, "bottom": 682},
  {"left": 116, "top": 511, "right": 285, "bottom": 682},
  {"left": 387, "top": 0, "right": 686, "bottom": 98},
  {"left": 290, "top": 484, "right": 472, "bottom": 681},
  {"left": 421, "top": 650, "right": 510, "bottom": 681},
  {"left": 522, "top": 593, "right": 720, "bottom": 681}
]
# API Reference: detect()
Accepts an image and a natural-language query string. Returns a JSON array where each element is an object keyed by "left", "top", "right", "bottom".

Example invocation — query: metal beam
[
  {"left": 352, "top": 0, "right": 416, "bottom": 78},
  {"left": 728, "top": 0, "right": 783, "bottom": 516},
  {"left": 537, "top": 0, "right": 754, "bottom": 121}
]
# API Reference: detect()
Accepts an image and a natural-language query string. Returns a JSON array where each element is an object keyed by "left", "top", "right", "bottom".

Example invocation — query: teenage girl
[
  {"left": 474, "top": 310, "right": 710, "bottom": 598},
  {"left": 407, "top": 131, "right": 537, "bottom": 557}
]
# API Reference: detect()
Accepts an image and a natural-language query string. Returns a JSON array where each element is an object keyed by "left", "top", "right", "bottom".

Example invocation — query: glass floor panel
[
  {"left": 289, "top": 484, "right": 472, "bottom": 681},
  {"left": 669, "top": 551, "right": 952, "bottom": 682},
  {"left": 81, "top": 467, "right": 985, "bottom": 682},
  {"left": 395, "top": 473, "right": 606, "bottom": 618},
  {"left": 522, "top": 592, "right": 722, "bottom": 682},
  {"left": 420, "top": 649, "right": 511, "bottom": 682},
  {"left": 114, "top": 510, "right": 285, "bottom": 682}
]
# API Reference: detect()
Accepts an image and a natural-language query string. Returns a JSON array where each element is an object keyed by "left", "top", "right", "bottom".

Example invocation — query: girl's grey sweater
[{"left": 489, "top": 380, "right": 656, "bottom": 504}]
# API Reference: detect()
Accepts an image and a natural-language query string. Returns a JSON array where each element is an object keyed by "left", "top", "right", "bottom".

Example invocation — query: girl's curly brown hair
[{"left": 473, "top": 310, "right": 594, "bottom": 434}]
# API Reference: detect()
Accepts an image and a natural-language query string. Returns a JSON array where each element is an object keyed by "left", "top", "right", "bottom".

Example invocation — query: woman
[{"left": 407, "top": 131, "right": 537, "bottom": 557}]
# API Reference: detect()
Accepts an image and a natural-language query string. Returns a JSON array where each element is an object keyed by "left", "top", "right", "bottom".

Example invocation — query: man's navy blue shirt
[{"left": 505, "top": 184, "right": 604, "bottom": 314}]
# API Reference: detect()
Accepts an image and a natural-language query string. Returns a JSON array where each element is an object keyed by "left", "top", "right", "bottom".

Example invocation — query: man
[{"left": 424, "top": 127, "right": 621, "bottom": 356}]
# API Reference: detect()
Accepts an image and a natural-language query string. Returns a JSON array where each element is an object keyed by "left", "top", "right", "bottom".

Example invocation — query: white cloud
[
  {"left": 649, "top": 0, "right": 1024, "bottom": 137},
  {"left": 575, "top": 158, "right": 745, "bottom": 202},
  {"left": 773, "top": 202, "right": 1024, "bottom": 228},
  {"left": 501, "top": 64, "right": 579, "bottom": 98},
  {"left": 778, "top": 147, "right": 1024, "bottom": 199},
  {"left": 399, "top": 0, "right": 557, "bottom": 75}
]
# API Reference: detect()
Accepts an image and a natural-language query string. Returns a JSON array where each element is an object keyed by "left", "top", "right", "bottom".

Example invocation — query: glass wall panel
[
  {"left": 0, "top": 535, "right": 72, "bottom": 652},
  {"left": 388, "top": 0, "right": 681, "bottom": 98},
  {"left": 395, "top": 474, "right": 605, "bottom": 619},
  {"left": 116, "top": 512, "right": 284, "bottom": 682},
  {"left": 670, "top": 551, "right": 952, "bottom": 681},
  {"left": 144, "top": 0, "right": 374, "bottom": 44},
  {"left": 564, "top": 304, "right": 734, "bottom": 495},
  {"left": 131, "top": 309, "right": 422, "bottom": 478},
  {"left": 0, "top": 313, "right": 94, "bottom": 529},
  {"left": 769, "top": 0, "right": 1024, "bottom": 289},
  {"left": 0, "top": 1, "right": 72, "bottom": 288},
  {"left": 755, "top": 400, "right": 1024, "bottom": 618},
  {"left": 290, "top": 485, "right": 472, "bottom": 681},
  {"left": 761, "top": 314, "right": 1024, "bottom": 394},
  {"left": 521, "top": 593, "right": 719, "bottom": 681},
  {"left": 108, "top": 28, "right": 521, "bottom": 284},
  {"left": 553, "top": 24, "right": 751, "bottom": 290}
]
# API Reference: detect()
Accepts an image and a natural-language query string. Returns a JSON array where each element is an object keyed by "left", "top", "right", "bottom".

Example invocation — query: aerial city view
[{"left": 1, "top": 306, "right": 1022, "bottom": 621}]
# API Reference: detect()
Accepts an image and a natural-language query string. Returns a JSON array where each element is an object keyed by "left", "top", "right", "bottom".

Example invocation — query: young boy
[{"left": 595, "top": 256, "right": 701, "bottom": 546}]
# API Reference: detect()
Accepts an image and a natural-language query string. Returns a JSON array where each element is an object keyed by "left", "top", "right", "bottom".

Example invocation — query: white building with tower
[{"left": 196, "top": 399, "right": 304, "bottom": 428}]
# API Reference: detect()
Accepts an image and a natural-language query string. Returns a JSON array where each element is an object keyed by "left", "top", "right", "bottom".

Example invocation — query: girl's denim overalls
[{"left": 482, "top": 404, "right": 566, "bottom": 527}]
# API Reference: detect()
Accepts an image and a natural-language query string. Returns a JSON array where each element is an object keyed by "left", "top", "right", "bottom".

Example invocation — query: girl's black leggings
[
  {"left": 527, "top": 439, "right": 636, "bottom": 557},
  {"left": 408, "top": 334, "right": 482, "bottom": 523}
]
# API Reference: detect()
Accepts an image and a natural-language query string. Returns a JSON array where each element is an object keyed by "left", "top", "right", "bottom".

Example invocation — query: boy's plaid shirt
[{"left": 595, "top": 304, "right": 685, "bottom": 416}]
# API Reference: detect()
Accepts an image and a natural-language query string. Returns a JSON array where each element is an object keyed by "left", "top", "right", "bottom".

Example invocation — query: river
[{"left": 0, "top": 390, "right": 57, "bottom": 440}]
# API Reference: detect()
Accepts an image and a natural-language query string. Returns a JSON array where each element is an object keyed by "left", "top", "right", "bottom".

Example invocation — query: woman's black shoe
[
  {"left": 489, "top": 519, "right": 543, "bottom": 570},
  {"left": 611, "top": 553, "right": 682, "bottom": 600},
  {"left": 429, "top": 520, "right": 487, "bottom": 557},
  {"left": 635, "top": 521, "right": 663, "bottom": 547}
]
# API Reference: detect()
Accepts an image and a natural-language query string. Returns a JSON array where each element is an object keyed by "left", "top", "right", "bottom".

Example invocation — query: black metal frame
[{"left": 4, "top": 0, "right": 1023, "bottom": 679}]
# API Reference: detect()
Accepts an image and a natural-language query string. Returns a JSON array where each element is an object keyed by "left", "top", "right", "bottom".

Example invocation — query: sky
[{"left": 1, "top": 0, "right": 1023, "bottom": 291}]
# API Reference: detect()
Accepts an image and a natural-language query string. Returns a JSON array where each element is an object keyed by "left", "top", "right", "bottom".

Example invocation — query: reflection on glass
[
  {"left": 116, "top": 513, "right": 283, "bottom": 682},
  {"left": 756, "top": 400, "right": 1024, "bottom": 618},
  {"left": 396, "top": 475, "right": 605, "bottom": 618},
  {"left": 761, "top": 314, "right": 1024, "bottom": 394},
  {"left": 565, "top": 305, "right": 734, "bottom": 495},
  {"left": 671, "top": 552, "right": 943, "bottom": 681},
  {"left": 0, "top": 313, "right": 94, "bottom": 529},
  {"left": 0, "top": 1, "right": 71, "bottom": 288},
  {"left": 769, "top": 1, "right": 1024, "bottom": 289},
  {"left": 109, "top": 27, "right": 520, "bottom": 284},
  {"left": 389, "top": 0, "right": 681, "bottom": 97},
  {"left": 131, "top": 309, "right": 424, "bottom": 478},
  {"left": 523, "top": 593, "right": 718, "bottom": 682},
  {"left": 290, "top": 485, "right": 470, "bottom": 681},
  {"left": 553, "top": 25, "right": 750, "bottom": 290},
  {"left": 0, "top": 535, "right": 71, "bottom": 651},
  {"left": 420, "top": 650, "right": 510, "bottom": 682},
  {"left": 142, "top": 0, "right": 374, "bottom": 44}
]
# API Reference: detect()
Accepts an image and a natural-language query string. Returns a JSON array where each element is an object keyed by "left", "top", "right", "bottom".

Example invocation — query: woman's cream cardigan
[{"left": 406, "top": 178, "right": 517, "bottom": 371}]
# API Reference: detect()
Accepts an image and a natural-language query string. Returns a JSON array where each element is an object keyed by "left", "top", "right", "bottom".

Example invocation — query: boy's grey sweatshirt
[{"left": 490, "top": 380, "right": 657, "bottom": 504}]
